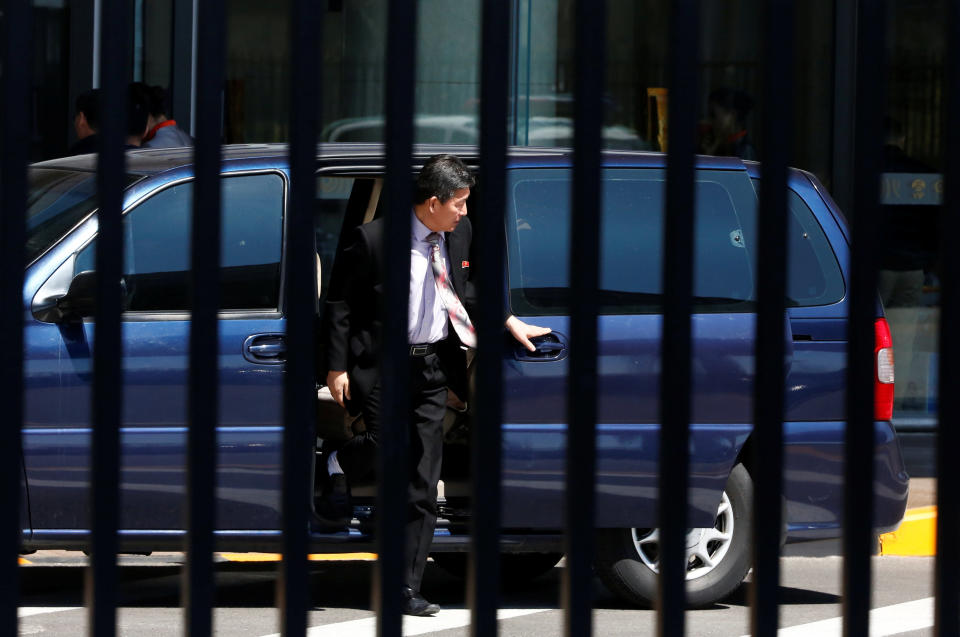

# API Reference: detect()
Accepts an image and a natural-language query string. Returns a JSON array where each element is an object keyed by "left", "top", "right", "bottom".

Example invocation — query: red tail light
[{"left": 875, "top": 318, "right": 894, "bottom": 421}]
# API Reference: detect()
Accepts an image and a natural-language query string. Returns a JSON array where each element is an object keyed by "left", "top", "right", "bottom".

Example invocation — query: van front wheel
[{"left": 594, "top": 463, "right": 753, "bottom": 608}]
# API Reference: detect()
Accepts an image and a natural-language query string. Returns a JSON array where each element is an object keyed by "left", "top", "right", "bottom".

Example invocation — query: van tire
[
  {"left": 432, "top": 552, "right": 563, "bottom": 584},
  {"left": 595, "top": 463, "right": 753, "bottom": 608}
]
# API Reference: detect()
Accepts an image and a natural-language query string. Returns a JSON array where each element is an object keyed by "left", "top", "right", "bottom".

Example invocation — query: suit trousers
[{"left": 336, "top": 351, "right": 449, "bottom": 591}]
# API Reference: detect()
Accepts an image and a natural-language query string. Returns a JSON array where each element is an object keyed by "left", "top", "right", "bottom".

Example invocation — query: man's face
[
  {"left": 709, "top": 103, "right": 737, "bottom": 132},
  {"left": 428, "top": 187, "right": 470, "bottom": 232},
  {"left": 74, "top": 112, "right": 94, "bottom": 140}
]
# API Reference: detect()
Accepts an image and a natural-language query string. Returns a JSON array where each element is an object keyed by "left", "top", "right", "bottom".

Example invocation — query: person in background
[
  {"left": 124, "top": 83, "right": 151, "bottom": 149},
  {"left": 700, "top": 87, "right": 757, "bottom": 160},
  {"left": 66, "top": 86, "right": 150, "bottom": 155},
  {"left": 67, "top": 89, "right": 101, "bottom": 156},
  {"left": 877, "top": 116, "right": 939, "bottom": 413},
  {"left": 135, "top": 83, "right": 193, "bottom": 148},
  {"left": 878, "top": 115, "right": 937, "bottom": 308}
]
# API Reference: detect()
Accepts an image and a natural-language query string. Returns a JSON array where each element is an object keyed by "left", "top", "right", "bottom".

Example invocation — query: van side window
[
  {"left": 748, "top": 179, "right": 846, "bottom": 307},
  {"left": 784, "top": 190, "right": 845, "bottom": 306},
  {"left": 74, "top": 173, "right": 284, "bottom": 312},
  {"left": 506, "top": 168, "right": 759, "bottom": 315}
]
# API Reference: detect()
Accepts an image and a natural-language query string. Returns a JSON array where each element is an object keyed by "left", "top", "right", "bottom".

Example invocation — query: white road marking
[
  {"left": 261, "top": 608, "right": 550, "bottom": 637},
  {"left": 19, "top": 607, "right": 82, "bottom": 618},
  {"left": 740, "top": 596, "right": 934, "bottom": 636}
]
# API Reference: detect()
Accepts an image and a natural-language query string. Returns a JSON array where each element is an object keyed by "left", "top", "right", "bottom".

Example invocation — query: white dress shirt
[{"left": 409, "top": 212, "right": 449, "bottom": 344}]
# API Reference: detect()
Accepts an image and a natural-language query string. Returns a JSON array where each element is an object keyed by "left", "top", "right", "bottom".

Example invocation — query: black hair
[
  {"left": 130, "top": 81, "right": 166, "bottom": 118},
  {"left": 75, "top": 89, "right": 102, "bottom": 131},
  {"left": 127, "top": 83, "right": 150, "bottom": 138},
  {"left": 414, "top": 154, "right": 475, "bottom": 204},
  {"left": 141, "top": 84, "right": 169, "bottom": 118}
]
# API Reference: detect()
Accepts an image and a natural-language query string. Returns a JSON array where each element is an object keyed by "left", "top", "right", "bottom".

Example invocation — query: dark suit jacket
[
  {"left": 67, "top": 135, "right": 99, "bottom": 156},
  {"left": 323, "top": 215, "right": 475, "bottom": 414}
]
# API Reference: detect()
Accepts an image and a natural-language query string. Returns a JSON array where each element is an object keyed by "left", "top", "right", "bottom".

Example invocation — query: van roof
[{"left": 32, "top": 143, "right": 750, "bottom": 176}]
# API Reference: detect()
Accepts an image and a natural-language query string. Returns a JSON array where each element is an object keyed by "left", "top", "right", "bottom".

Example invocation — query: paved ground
[
  {"left": 17, "top": 554, "right": 935, "bottom": 636},
  {"left": 901, "top": 431, "right": 936, "bottom": 508},
  {"left": 899, "top": 431, "right": 936, "bottom": 480},
  {"left": 907, "top": 477, "right": 935, "bottom": 509}
]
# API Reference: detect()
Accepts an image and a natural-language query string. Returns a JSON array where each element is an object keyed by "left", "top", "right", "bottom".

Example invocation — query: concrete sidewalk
[{"left": 907, "top": 477, "right": 935, "bottom": 508}]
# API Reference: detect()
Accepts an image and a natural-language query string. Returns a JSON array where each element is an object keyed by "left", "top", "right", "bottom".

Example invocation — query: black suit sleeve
[
  {"left": 460, "top": 217, "right": 478, "bottom": 318},
  {"left": 456, "top": 215, "right": 512, "bottom": 325}
]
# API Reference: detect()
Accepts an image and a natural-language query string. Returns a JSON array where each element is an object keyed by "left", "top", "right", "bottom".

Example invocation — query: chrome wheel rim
[{"left": 631, "top": 491, "right": 734, "bottom": 580}]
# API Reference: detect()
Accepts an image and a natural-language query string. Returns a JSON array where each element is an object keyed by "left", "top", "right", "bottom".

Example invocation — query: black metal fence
[{"left": 1, "top": 0, "right": 958, "bottom": 636}]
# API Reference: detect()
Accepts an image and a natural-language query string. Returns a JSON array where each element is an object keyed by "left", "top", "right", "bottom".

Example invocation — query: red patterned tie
[{"left": 427, "top": 233, "right": 476, "bottom": 348}]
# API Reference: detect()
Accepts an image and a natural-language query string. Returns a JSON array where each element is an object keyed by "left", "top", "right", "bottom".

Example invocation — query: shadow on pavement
[
  {"left": 721, "top": 584, "right": 841, "bottom": 607},
  {"left": 19, "top": 561, "right": 562, "bottom": 613},
  {"left": 20, "top": 560, "right": 842, "bottom": 614},
  {"left": 594, "top": 581, "right": 841, "bottom": 611}
]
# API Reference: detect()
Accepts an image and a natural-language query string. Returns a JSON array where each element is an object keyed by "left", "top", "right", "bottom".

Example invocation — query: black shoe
[
  {"left": 315, "top": 451, "right": 352, "bottom": 529},
  {"left": 401, "top": 586, "right": 440, "bottom": 617},
  {"left": 316, "top": 473, "right": 351, "bottom": 524}
]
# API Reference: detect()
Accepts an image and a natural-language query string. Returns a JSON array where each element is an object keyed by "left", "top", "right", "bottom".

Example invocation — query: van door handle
[
  {"left": 534, "top": 341, "right": 564, "bottom": 353},
  {"left": 243, "top": 334, "right": 287, "bottom": 364},
  {"left": 249, "top": 342, "right": 286, "bottom": 357},
  {"left": 515, "top": 332, "right": 567, "bottom": 362}
]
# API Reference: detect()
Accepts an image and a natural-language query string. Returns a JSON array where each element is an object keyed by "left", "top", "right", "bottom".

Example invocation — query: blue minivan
[{"left": 18, "top": 144, "right": 908, "bottom": 607}]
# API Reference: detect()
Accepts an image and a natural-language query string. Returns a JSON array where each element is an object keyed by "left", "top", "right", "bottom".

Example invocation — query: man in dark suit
[
  {"left": 322, "top": 154, "right": 549, "bottom": 616},
  {"left": 67, "top": 90, "right": 101, "bottom": 156},
  {"left": 66, "top": 86, "right": 151, "bottom": 156}
]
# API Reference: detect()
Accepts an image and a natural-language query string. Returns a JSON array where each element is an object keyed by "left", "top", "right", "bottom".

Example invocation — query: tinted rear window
[
  {"left": 750, "top": 179, "right": 846, "bottom": 307},
  {"left": 507, "top": 168, "right": 759, "bottom": 315},
  {"left": 784, "top": 190, "right": 845, "bottom": 306}
]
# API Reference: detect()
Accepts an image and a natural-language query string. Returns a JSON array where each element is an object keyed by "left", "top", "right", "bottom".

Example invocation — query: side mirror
[
  {"left": 55, "top": 270, "right": 99, "bottom": 321},
  {"left": 33, "top": 269, "right": 101, "bottom": 324},
  {"left": 32, "top": 254, "right": 76, "bottom": 323},
  {"left": 32, "top": 256, "right": 130, "bottom": 324}
]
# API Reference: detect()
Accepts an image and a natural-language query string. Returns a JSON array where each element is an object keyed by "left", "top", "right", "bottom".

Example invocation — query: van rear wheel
[{"left": 595, "top": 463, "right": 753, "bottom": 608}]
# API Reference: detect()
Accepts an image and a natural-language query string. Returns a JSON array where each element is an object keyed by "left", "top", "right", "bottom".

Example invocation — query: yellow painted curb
[
  {"left": 310, "top": 553, "right": 378, "bottom": 562},
  {"left": 879, "top": 506, "right": 937, "bottom": 556},
  {"left": 218, "top": 552, "right": 378, "bottom": 562}
]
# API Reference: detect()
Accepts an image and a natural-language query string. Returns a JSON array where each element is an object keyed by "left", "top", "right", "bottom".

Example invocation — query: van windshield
[{"left": 26, "top": 168, "right": 141, "bottom": 265}]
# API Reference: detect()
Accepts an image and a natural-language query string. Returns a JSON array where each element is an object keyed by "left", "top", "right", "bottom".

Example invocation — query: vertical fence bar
[
  {"left": 183, "top": 0, "right": 225, "bottom": 635},
  {"left": 750, "top": 1, "right": 793, "bottom": 635},
  {"left": 508, "top": 0, "right": 523, "bottom": 148},
  {"left": 658, "top": 1, "right": 699, "bottom": 635},
  {"left": 469, "top": 0, "right": 510, "bottom": 634},
  {"left": 171, "top": 0, "right": 194, "bottom": 130},
  {"left": 562, "top": 2, "right": 605, "bottom": 636},
  {"left": 843, "top": 2, "right": 885, "bottom": 636},
  {"left": 378, "top": 1, "right": 416, "bottom": 635},
  {"left": 832, "top": 1, "right": 858, "bottom": 218},
  {"left": 280, "top": 1, "right": 322, "bottom": 635},
  {"left": 936, "top": 1, "right": 960, "bottom": 634},
  {"left": 88, "top": 0, "right": 129, "bottom": 634},
  {"left": 0, "top": 1, "right": 31, "bottom": 635}
]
